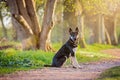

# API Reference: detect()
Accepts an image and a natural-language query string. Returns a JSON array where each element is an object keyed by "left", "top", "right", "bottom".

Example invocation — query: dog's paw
[
  {"left": 73, "top": 65, "right": 82, "bottom": 69},
  {"left": 73, "top": 66, "right": 77, "bottom": 69},
  {"left": 78, "top": 65, "right": 82, "bottom": 69}
]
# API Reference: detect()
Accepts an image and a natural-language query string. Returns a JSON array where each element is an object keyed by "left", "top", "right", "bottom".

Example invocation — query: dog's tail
[{"left": 44, "top": 64, "right": 52, "bottom": 67}]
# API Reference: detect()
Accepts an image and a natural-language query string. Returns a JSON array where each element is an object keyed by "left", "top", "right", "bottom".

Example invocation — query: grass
[
  {"left": 76, "top": 44, "right": 115, "bottom": 63},
  {"left": 118, "top": 44, "right": 120, "bottom": 48},
  {"left": 0, "top": 49, "right": 54, "bottom": 75},
  {"left": 0, "top": 43, "right": 118, "bottom": 75},
  {"left": 97, "top": 66, "right": 120, "bottom": 80}
]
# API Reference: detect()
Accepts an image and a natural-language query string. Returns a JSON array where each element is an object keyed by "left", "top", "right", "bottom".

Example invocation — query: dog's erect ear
[
  {"left": 69, "top": 28, "right": 72, "bottom": 33},
  {"left": 75, "top": 27, "right": 79, "bottom": 32}
]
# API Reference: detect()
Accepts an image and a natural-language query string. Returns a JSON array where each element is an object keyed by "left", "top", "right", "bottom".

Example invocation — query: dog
[{"left": 44, "top": 27, "right": 80, "bottom": 68}]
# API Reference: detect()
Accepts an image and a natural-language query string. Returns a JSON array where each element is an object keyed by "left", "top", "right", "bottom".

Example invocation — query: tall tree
[
  {"left": 39, "top": 0, "right": 57, "bottom": 51},
  {"left": 7, "top": 0, "right": 41, "bottom": 50},
  {"left": 98, "top": 14, "right": 106, "bottom": 44},
  {"left": 104, "top": 15, "right": 118, "bottom": 45},
  {"left": 82, "top": 0, "right": 108, "bottom": 44},
  {"left": 7, "top": 0, "right": 57, "bottom": 51},
  {"left": 77, "top": 0, "right": 87, "bottom": 48},
  {"left": 103, "top": 0, "right": 120, "bottom": 45},
  {"left": 81, "top": 0, "right": 120, "bottom": 45}
]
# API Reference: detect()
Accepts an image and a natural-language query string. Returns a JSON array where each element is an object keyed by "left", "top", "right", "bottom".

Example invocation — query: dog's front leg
[
  {"left": 68, "top": 46, "right": 81, "bottom": 68},
  {"left": 70, "top": 56, "right": 81, "bottom": 69}
]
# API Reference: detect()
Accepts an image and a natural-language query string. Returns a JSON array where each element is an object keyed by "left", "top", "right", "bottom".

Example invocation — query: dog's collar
[
  {"left": 69, "top": 38, "right": 78, "bottom": 47},
  {"left": 69, "top": 38, "right": 75, "bottom": 43}
]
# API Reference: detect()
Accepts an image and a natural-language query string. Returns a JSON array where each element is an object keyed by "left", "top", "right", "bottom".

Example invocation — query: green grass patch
[
  {"left": 0, "top": 43, "right": 116, "bottom": 75},
  {"left": 80, "top": 43, "right": 115, "bottom": 52},
  {"left": 97, "top": 66, "right": 120, "bottom": 80},
  {"left": 0, "top": 49, "right": 54, "bottom": 74},
  {"left": 76, "top": 44, "right": 115, "bottom": 63},
  {"left": 0, "top": 49, "right": 54, "bottom": 67},
  {"left": 118, "top": 44, "right": 120, "bottom": 48}
]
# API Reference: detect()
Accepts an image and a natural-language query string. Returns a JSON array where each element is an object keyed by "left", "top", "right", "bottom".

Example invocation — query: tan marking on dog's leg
[{"left": 71, "top": 56, "right": 80, "bottom": 68}]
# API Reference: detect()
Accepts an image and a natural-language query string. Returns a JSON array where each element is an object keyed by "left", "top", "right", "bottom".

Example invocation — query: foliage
[
  {"left": 35, "top": 0, "right": 46, "bottom": 11},
  {"left": 81, "top": 0, "right": 108, "bottom": 15},
  {"left": 97, "top": 66, "right": 120, "bottom": 80},
  {"left": 80, "top": 0, "right": 120, "bottom": 16},
  {"left": 0, "top": 1, "right": 10, "bottom": 17},
  {"left": 0, "top": 49, "right": 53, "bottom": 68},
  {"left": 63, "top": 0, "right": 76, "bottom": 12}
]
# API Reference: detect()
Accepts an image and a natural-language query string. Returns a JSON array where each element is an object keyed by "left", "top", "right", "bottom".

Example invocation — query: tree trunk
[
  {"left": 99, "top": 14, "right": 106, "bottom": 44},
  {"left": 12, "top": 17, "right": 30, "bottom": 41},
  {"left": 105, "top": 27, "right": 111, "bottom": 45},
  {"left": 78, "top": 15, "right": 86, "bottom": 48},
  {"left": 25, "top": 0, "right": 41, "bottom": 48},
  {"left": 7, "top": 0, "right": 41, "bottom": 50},
  {"left": 93, "top": 15, "right": 102, "bottom": 43},
  {"left": 39, "top": 0, "right": 57, "bottom": 51},
  {"left": 63, "top": 11, "right": 76, "bottom": 43},
  {"left": 62, "top": 21, "right": 69, "bottom": 43},
  {"left": 104, "top": 15, "right": 118, "bottom": 45},
  {"left": 76, "top": 0, "right": 86, "bottom": 48},
  {"left": 46, "top": 30, "right": 55, "bottom": 51}
]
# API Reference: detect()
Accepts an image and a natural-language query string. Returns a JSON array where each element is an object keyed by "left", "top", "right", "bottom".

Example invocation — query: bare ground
[{"left": 0, "top": 48, "right": 120, "bottom": 80}]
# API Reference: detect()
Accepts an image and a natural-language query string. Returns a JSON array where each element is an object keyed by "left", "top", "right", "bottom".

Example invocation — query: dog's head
[{"left": 69, "top": 27, "right": 79, "bottom": 42}]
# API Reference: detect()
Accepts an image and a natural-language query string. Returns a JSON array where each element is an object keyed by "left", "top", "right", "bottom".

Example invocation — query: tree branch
[{"left": 12, "top": 14, "right": 33, "bottom": 35}]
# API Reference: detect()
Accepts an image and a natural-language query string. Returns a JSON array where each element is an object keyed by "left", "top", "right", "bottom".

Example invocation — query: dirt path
[{"left": 0, "top": 49, "right": 120, "bottom": 80}]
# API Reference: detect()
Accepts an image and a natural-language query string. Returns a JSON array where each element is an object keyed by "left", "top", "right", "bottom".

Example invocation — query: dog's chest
[{"left": 72, "top": 47, "right": 77, "bottom": 53}]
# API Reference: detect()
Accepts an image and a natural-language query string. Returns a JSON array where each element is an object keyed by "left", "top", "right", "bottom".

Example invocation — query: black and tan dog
[{"left": 44, "top": 27, "right": 80, "bottom": 68}]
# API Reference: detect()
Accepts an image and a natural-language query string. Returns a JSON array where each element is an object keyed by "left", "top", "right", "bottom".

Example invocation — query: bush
[{"left": 0, "top": 49, "right": 54, "bottom": 68}]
